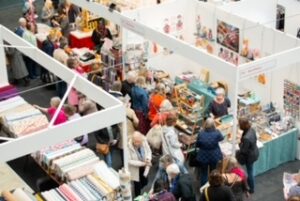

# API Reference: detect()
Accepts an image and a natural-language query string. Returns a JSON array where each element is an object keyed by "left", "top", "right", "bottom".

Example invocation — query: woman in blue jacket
[
  {"left": 131, "top": 76, "right": 150, "bottom": 134},
  {"left": 196, "top": 118, "right": 224, "bottom": 186}
]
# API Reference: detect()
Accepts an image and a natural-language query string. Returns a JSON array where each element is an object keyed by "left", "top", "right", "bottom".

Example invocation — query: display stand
[{"left": 0, "top": 25, "right": 128, "bottom": 174}]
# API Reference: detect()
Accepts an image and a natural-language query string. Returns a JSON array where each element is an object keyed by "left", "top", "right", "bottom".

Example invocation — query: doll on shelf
[
  {"left": 176, "top": 14, "right": 183, "bottom": 31},
  {"left": 208, "top": 29, "right": 213, "bottom": 41},
  {"left": 201, "top": 26, "right": 208, "bottom": 39},
  {"left": 253, "top": 48, "right": 261, "bottom": 60},
  {"left": 163, "top": 18, "right": 170, "bottom": 34},
  {"left": 195, "top": 15, "right": 202, "bottom": 37},
  {"left": 241, "top": 39, "right": 249, "bottom": 57}
]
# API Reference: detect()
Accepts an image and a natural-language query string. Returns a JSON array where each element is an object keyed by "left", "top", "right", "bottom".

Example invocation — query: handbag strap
[{"left": 205, "top": 187, "right": 210, "bottom": 201}]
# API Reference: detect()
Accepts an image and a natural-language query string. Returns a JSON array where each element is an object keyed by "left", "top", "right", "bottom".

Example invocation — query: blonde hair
[
  {"left": 44, "top": 0, "right": 53, "bottom": 9},
  {"left": 135, "top": 76, "right": 146, "bottom": 88},
  {"left": 50, "top": 97, "right": 61, "bottom": 108},
  {"left": 225, "top": 157, "right": 239, "bottom": 172}
]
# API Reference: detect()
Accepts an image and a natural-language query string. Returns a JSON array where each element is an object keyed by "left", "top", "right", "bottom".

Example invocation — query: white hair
[
  {"left": 126, "top": 71, "right": 137, "bottom": 82},
  {"left": 50, "top": 97, "right": 61, "bottom": 108},
  {"left": 19, "top": 18, "right": 27, "bottom": 26},
  {"left": 204, "top": 118, "right": 215, "bottom": 130},
  {"left": 216, "top": 87, "right": 225, "bottom": 96},
  {"left": 159, "top": 99, "right": 173, "bottom": 112},
  {"left": 166, "top": 163, "right": 180, "bottom": 176}
]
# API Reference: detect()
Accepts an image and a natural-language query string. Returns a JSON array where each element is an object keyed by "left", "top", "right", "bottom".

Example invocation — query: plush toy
[{"left": 241, "top": 39, "right": 249, "bottom": 57}]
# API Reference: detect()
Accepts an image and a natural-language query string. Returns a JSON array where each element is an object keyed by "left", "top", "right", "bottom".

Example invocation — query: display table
[
  {"left": 175, "top": 77, "right": 215, "bottom": 110},
  {"left": 0, "top": 163, "right": 33, "bottom": 193},
  {"left": 254, "top": 128, "right": 298, "bottom": 176},
  {"left": 69, "top": 30, "right": 94, "bottom": 50}
]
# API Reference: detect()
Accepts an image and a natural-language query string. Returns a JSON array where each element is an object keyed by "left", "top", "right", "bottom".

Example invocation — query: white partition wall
[{"left": 0, "top": 25, "right": 128, "bottom": 169}]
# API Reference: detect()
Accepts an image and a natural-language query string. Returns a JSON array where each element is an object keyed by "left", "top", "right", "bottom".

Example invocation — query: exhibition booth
[
  {"left": 0, "top": 0, "right": 300, "bottom": 199},
  {"left": 0, "top": 25, "right": 132, "bottom": 200},
  {"left": 120, "top": 0, "right": 300, "bottom": 175}
]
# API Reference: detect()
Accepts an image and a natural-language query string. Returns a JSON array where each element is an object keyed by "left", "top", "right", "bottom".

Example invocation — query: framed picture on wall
[{"left": 217, "top": 20, "right": 240, "bottom": 53}]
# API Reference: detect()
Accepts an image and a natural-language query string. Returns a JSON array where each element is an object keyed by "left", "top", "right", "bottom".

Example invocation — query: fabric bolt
[
  {"left": 59, "top": 184, "right": 81, "bottom": 201},
  {"left": 41, "top": 191, "right": 56, "bottom": 201},
  {"left": 77, "top": 179, "right": 98, "bottom": 200},
  {"left": 90, "top": 175, "right": 115, "bottom": 200},
  {"left": 52, "top": 148, "right": 94, "bottom": 170},
  {"left": 45, "top": 144, "right": 82, "bottom": 166},
  {"left": 4, "top": 109, "right": 41, "bottom": 122},
  {"left": 8, "top": 114, "right": 49, "bottom": 136},
  {"left": 1, "top": 191, "right": 17, "bottom": 201},
  {"left": 94, "top": 161, "right": 121, "bottom": 189},
  {"left": 82, "top": 177, "right": 104, "bottom": 198},
  {"left": 35, "top": 194, "right": 44, "bottom": 201},
  {"left": 12, "top": 188, "right": 33, "bottom": 201},
  {"left": 60, "top": 156, "right": 99, "bottom": 179},
  {"left": 70, "top": 181, "right": 91, "bottom": 201},
  {"left": 50, "top": 189, "right": 65, "bottom": 201},
  {"left": 73, "top": 180, "right": 97, "bottom": 200},
  {"left": 46, "top": 190, "right": 60, "bottom": 201},
  {"left": 69, "top": 184, "right": 87, "bottom": 200},
  {"left": 66, "top": 161, "right": 100, "bottom": 181},
  {"left": 86, "top": 175, "right": 108, "bottom": 196},
  {"left": 57, "top": 152, "right": 96, "bottom": 174}
]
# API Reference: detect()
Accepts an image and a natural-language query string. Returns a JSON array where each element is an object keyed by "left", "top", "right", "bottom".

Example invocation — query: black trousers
[{"left": 133, "top": 167, "right": 148, "bottom": 197}]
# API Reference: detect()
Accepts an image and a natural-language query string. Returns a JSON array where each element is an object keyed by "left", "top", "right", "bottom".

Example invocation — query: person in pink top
[
  {"left": 34, "top": 97, "right": 68, "bottom": 125},
  {"left": 66, "top": 57, "right": 85, "bottom": 108}
]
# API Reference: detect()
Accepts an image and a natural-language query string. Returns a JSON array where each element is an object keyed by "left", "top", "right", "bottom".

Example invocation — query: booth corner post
[
  {"left": 0, "top": 25, "right": 9, "bottom": 87},
  {"left": 231, "top": 67, "right": 240, "bottom": 155}
]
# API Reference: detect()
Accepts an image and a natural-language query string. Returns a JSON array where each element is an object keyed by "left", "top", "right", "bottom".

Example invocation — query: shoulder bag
[
  {"left": 205, "top": 187, "right": 210, "bottom": 201},
  {"left": 96, "top": 143, "right": 110, "bottom": 155}
]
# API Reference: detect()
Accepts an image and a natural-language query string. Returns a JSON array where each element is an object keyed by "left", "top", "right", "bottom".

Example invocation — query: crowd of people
[{"left": 5, "top": 1, "right": 300, "bottom": 201}]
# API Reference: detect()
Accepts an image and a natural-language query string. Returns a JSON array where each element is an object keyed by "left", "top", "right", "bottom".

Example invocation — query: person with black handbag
[{"left": 236, "top": 117, "right": 259, "bottom": 194}]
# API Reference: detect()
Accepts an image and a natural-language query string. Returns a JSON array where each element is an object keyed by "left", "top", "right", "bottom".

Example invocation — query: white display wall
[
  {"left": 239, "top": 66, "right": 300, "bottom": 112},
  {"left": 220, "top": 0, "right": 300, "bottom": 38},
  {"left": 123, "top": 0, "right": 300, "bottom": 61}
]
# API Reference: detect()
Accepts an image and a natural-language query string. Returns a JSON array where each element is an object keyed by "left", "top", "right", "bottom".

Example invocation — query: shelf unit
[{"left": 173, "top": 84, "right": 204, "bottom": 135}]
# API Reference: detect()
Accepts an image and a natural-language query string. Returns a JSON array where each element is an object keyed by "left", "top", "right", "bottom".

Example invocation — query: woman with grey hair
[
  {"left": 207, "top": 87, "right": 231, "bottom": 119},
  {"left": 195, "top": 118, "right": 224, "bottom": 186}
]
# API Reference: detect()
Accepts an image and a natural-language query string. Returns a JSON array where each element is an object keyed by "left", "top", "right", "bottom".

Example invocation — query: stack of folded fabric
[
  {"left": 0, "top": 85, "right": 18, "bottom": 101},
  {"left": 1, "top": 188, "right": 35, "bottom": 201},
  {"left": 33, "top": 141, "right": 102, "bottom": 182},
  {"left": 37, "top": 161, "right": 123, "bottom": 201},
  {"left": 0, "top": 96, "right": 49, "bottom": 137}
]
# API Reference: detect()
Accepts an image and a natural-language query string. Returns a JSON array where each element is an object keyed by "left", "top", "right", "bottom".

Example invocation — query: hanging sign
[
  {"left": 120, "top": 18, "right": 145, "bottom": 37},
  {"left": 239, "top": 59, "right": 277, "bottom": 81}
]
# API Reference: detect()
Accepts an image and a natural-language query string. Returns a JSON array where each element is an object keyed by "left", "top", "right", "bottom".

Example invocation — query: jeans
[
  {"left": 246, "top": 163, "right": 255, "bottom": 193},
  {"left": 105, "top": 151, "right": 112, "bottom": 167},
  {"left": 56, "top": 80, "right": 67, "bottom": 99},
  {"left": 199, "top": 163, "right": 217, "bottom": 186},
  {"left": 24, "top": 56, "right": 38, "bottom": 79}
]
